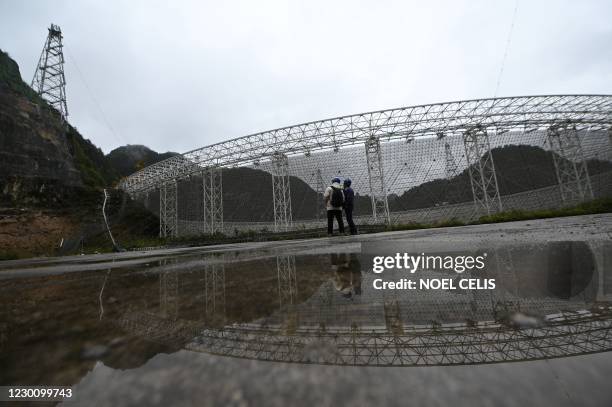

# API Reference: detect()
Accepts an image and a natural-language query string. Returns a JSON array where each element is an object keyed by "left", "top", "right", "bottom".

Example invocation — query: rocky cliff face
[
  {"left": 0, "top": 51, "right": 82, "bottom": 204},
  {"left": 0, "top": 49, "right": 117, "bottom": 206},
  {"left": 0, "top": 49, "right": 126, "bottom": 257}
]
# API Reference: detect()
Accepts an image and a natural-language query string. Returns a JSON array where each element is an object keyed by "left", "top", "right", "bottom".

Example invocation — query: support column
[
  {"left": 365, "top": 136, "right": 390, "bottom": 224},
  {"left": 439, "top": 140, "right": 464, "bottom": 218},
  {"left": 547, "top": 125, "right": 594, "bottom": 204},
  {"left": 314, "top": 168, "right": 326, "bottom": 221},
  {"left": 202, "top": 167, "right": 223, "bottom": 234},
  {"left": 462, "top": 128, "right": 503, "bottom": 215},
  {"left": 159, "top": 179, "right": 178, "bottom": 238},
  {"left": 271, "top": 153, "right": 293, "bottom": 232},
  {"left": 444, "top": 142, "right": 459, "bottom": 179}
]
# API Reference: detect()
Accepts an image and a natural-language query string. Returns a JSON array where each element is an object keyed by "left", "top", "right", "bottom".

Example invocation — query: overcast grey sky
[{"left": 1, "top": 0, "right": 611, "bottom": 154}]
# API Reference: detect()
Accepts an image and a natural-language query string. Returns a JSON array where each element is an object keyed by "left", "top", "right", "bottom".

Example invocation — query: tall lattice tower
[
  {"left": 31, "top": 24, "right": 68, "bottom": 119},
  {"left": 444, "top": 142, "right": 459, "bottom": 179}
]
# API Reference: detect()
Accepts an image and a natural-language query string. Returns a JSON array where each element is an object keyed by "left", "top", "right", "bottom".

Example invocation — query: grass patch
[
  {"left": 477, "top": 197, "right": 612, "bottom": 224},
  {"left": 384, "top": 218, "right": 466, "bottom": 232}
]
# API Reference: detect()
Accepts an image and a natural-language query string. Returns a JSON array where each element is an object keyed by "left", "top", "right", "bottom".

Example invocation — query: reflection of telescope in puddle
[
  {"left": 114, "top": 243, "right": 612, "bottom": 366},
  {"left": 158, "top": 256, "right": 227, "bottom": 325}
]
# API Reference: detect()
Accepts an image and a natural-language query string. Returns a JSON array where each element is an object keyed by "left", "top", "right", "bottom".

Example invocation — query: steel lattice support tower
[
  {"left": 202, "top": 167, "right": 223, "bottom": 234},
  {"left": 547, "top": 125, "right": 594, "bottom": 204},
  {"left": 463, "top": 128, "right": 503, "bottom": 215},
  {"left": 313, "top": 168, "right": 326, "bottom": 221},
  {"left": 31, "top": 24, "right": 68, "bottom": 119},
  {"left": 159, "top": 180, "right": 178, "bottom": 238},
  {"left": 444, "top": 142, "right": 459, "bottom": 179},
  {"left": 271, "top": 153, "right": 293, "bottom": 232},
  {"left": 441, "top": 141, "right": 464, "bottom": 214},
  {"left": 365, "top": 136, "right": 390, "bottom": 224}
]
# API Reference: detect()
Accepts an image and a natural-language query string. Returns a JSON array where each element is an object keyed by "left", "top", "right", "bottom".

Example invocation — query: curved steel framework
[
  {"left": 119, "top": 95, "right": 612, "bottom": 236},
  {"left": 122, "top": 95, "right": 612, "bottom": 194},
  {"left": 118, "top": 305, "right": 612, "bottom": 367},
  {"left": 112, "top": 246, "right": 612, "bottom": 367}
]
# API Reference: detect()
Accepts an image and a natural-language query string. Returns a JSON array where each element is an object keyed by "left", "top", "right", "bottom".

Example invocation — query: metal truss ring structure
[
  {"left": 118, "top": 305, "right": 612, "bottom": 367},
  {"left": 121, "top": 95, "right": 612, "bottom": 195},
  {"left": 119, "top": 95, "right": 612, "bottom": 230}
]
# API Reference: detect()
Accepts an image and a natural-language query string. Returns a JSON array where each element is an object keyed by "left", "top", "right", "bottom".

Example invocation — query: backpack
[{"left": 330, "top": 186, "right": 344, "bottom": 207}]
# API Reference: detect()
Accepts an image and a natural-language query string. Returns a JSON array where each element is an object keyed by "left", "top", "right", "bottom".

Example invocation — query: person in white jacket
[{"left": 323, "top": 177, "right": 345, "bottom": 236}]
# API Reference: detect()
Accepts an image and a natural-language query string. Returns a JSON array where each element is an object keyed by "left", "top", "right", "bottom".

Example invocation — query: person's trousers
[
  {"left": 327, "top": 210, "right": 344, "bottom": 235},
  {"left": 344, "top": 207, "right": 357, "bottom": 234}
]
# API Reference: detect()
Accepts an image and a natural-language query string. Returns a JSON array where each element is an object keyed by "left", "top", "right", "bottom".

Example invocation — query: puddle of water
[{"left": 0, "top": 240, "right": 611, "bottom": 403}]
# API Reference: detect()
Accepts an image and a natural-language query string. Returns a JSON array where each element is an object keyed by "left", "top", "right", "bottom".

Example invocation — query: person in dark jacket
[{"left": 343, "top": 178, "right": 357, "bottom": 235}]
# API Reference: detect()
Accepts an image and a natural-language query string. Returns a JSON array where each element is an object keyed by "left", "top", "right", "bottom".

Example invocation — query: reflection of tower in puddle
[
  {"left": 159, "top": 260, "right": 179, "bottom": 320},
  {"left": 382, "top": 286, "right": 403, "bottom": 335},
  {"left": 486, "top": 241, "right": 608, "bottom": 320},
  {"left": 587, "top": 240, "right": 612, "bottom": 304},
  {"left": 381, "top": 288, "right": 404, "bottom": 363},
  {"left": 125, "top": 244, "right": 612, "bottom": 366},
  {"left": 486, "top": 244, "right": 517, "bottom": 320},
  {"left": 277, "top": 255, "right": 298, "bottom": 333},
  {"left": 203, "top": 257, "right": 226, "bottom": 326}
]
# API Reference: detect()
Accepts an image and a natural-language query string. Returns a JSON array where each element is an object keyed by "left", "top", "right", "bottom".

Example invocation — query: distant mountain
[
  {"left": 106, "top": 145, "right": 178, "bottom": 178},
  {"left": 224, "top": 167, "right": 319, "bottom": 221},
  {"left": 148, "top": 167, "right": 321, "bottom": 223},
  {"left": 373, "top": 144, "right": 612, "bottom": 214}
]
